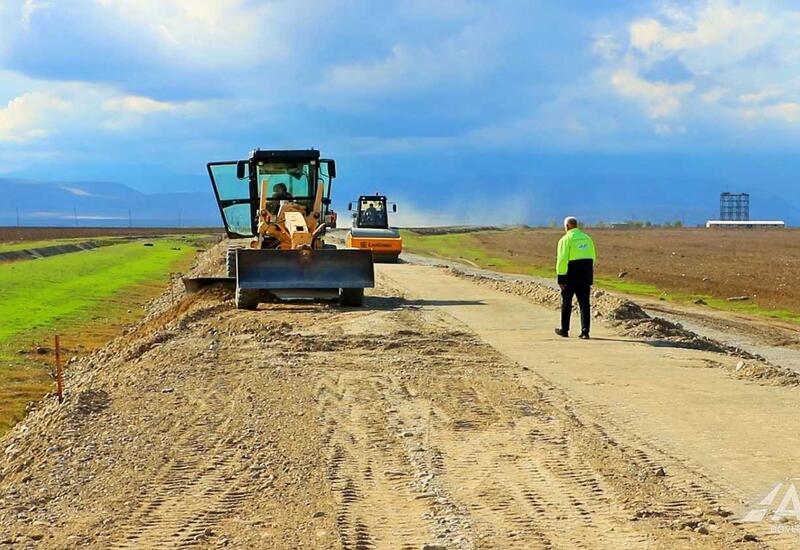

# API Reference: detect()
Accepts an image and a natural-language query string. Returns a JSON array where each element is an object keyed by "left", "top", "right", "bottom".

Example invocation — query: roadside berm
[{"left": 1, "top": 242, "right": 797, "bottom": 548}]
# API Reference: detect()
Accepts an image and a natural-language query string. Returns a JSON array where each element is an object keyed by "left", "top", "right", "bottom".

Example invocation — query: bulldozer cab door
[{"left": 208, "top": 162, "right": 255, "bottom": 238}]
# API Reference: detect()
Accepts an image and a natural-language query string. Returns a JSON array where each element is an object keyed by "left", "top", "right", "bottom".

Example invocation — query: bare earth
[
  {"left": 1, "top": 243, "right": 798, "bottom": 549},
  {"left": 470, "top": 228, "right": 800, "bottom": 313}
]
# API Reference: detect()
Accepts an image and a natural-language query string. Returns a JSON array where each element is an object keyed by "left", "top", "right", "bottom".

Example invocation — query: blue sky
[{"left": 1, "top": 0, "right": 800, "bottom": 225}]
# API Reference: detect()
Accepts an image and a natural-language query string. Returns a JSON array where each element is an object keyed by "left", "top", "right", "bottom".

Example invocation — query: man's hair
[{"left": 563, "top": 216, "right": 578, "bottom": 228}]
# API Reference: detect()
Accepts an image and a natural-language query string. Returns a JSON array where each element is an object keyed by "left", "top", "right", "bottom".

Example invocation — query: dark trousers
[{"left": 561, "top": 284, "right": 591, "bottom": 335}]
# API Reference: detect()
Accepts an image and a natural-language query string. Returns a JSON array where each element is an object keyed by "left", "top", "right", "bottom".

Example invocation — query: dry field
[{"left": 460, "top": 228, "right": 800, "bottom": 315}]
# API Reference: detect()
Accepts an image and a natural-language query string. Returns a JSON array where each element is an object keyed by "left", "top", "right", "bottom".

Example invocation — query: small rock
[
  {"left": 695, "top": 526, "right": 709, "bottom": 535},
  {"left": 618, "top": 271, "right": 628, "bottom": 279},
  {"left": 736, "top": 361, "right": 745, "bottom": 371},
  {"left": 161, "top": 387, "right": 175, "bottom": 393},
  {"left": 727, "top": 296, "right": 749, "bottom": 302},
  {"left": 400, "top": 431, "right": 414, "bottom": 438},
  {"left": 654, "top": 467, "right": 666, "bottom": 477},
  {"left": 29, "top": 534, "right": 44, "bottom": 541},
  {"left": 693, "top": 299, "right": 707, "bottom": 305},
  {"left": 312, "top": 511, "right": 325, "bottom": 518}
]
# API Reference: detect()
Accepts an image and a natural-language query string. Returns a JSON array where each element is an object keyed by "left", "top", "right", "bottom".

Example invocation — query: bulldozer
[
  {"left": 346, "top": 195, "right": 403, "bottom": 262},
  {"left": 185, "top": 149, "right": 374, "bottom": 308}
]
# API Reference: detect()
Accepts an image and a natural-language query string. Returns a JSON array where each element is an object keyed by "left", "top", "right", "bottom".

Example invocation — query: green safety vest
[{"left": 556, "top": 228, "right": 596, "bottom": 276}]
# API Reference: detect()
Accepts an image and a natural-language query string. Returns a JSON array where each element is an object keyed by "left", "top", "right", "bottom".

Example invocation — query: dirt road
[{"left": 1, "top": 246, "right": 797, "bottom": 548}]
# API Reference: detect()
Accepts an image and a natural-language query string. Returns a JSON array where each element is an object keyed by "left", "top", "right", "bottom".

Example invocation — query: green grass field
[
  {"left": 401, "top": 230, "right": 800, "bottom": 324},
  {"left": 0, "top": 238, "right": 201, "bottom": 434}
]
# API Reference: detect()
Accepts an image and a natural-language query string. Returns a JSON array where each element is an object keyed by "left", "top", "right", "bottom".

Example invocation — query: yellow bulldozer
[{"left": 185, "top": 149, "right": 374, "bottom": 308}]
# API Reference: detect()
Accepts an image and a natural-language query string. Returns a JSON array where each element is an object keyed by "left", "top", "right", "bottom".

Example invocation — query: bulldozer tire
[
  {"left": 235, "top": 287, "right": 259, "bottom": 310},
  {"left": 226, "top": 248, "right": 237, "bottom": 277},
  {"left": 339, "top": 288, "right": 364, "bottom": 307}
]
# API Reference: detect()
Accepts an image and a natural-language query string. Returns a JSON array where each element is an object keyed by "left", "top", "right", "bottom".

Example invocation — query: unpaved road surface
[{"left": 1, "top": 244, "right": 798, "bottom": 548}]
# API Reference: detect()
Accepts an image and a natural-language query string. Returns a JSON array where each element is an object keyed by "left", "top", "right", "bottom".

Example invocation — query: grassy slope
[
  {"left": 401, "top": 230, "right": 800, "bottom": 324},
  {"left": 0, "top": 239, "right": 199, "bottom": 434},
  {"left": 0, "top": 237, "right": 93, "bottom": 254}
]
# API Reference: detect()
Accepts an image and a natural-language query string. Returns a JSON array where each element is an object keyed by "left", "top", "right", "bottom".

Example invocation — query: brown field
[
  {"left": 457, "top": 228, "right": 800, "bottom": 315},
  {"left": 0, "top": 226, "right": 223, "bottom": 243}
]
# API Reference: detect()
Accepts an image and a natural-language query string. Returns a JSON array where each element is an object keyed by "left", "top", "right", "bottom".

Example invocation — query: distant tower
[{"left": 720, "top": 192, "right": 749, "bottom": 221}]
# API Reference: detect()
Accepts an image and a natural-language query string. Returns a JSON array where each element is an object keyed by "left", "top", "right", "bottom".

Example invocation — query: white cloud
[
  {"left": 739, "top": 87, "right": 784, "bottom": 105},
  {"left": 0, "top": 92, "right": 70, "bottom": 142},
  {"left": 0, "top": 80, "right": 211, "bottom": 142},
  {"left": 611, "top": 70, "right": 693, "bottom": 118},
  {"left": 742, "top": 102, "right": 800, "bottom": 123},
  {"left": 593, "top": 34, "right": 620, "bottom": 60},
  {"left": 598, "top": 0, "right": 800, "bottom": 131},
  {"left": 322, "top": 27, "right": 495, "bottom": 97},
  {"left": 701, "top": 87, "right": 727, "bottom": 104},
  {"left": 629, "top": 3, "right": 770, "bottom": 55},
  {"left": 21, "top": 0, "right": 50, "bottom": 29},
  {"left": 630, "top": 18, "right": 665, "bottom": 51},
  {"left": 103, "top": 96, "right": 177, "bottom": 114},
  {"left": 654, "top": 123, "right": 686, "bottom": 136}
]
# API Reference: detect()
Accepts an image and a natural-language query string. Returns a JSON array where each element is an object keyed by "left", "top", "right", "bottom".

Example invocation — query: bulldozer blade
[
  {"left": 182, "top": 276, "right": 236, "bottom": 293},
  {"left": 236, "top": 248, "right": 374, "bottom": 290}
]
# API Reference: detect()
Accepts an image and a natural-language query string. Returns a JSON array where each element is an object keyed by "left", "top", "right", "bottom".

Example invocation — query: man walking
[{"left": 555, "top": 216, "right": 596, "bottom": 339}]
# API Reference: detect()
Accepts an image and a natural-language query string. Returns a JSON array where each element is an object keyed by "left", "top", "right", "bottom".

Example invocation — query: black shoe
[
  {"left": 554, "top": 328, "right": 569, "bottom": 338},
  {"left": 579, "top": 333, "right": 590, "bottom": 340}
]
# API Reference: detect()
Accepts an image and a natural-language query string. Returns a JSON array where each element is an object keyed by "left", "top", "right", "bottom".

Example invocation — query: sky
[{"left": 1, "top": 0, "right": 800, "bottom": 225}]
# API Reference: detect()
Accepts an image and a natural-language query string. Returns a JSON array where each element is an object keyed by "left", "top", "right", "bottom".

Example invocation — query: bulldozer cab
[
  {"left": 352, "top": 195, "right": 395, "bottom": 229},
  {"left": 208, "top": 149, "right": 336, "bottom": 238}
]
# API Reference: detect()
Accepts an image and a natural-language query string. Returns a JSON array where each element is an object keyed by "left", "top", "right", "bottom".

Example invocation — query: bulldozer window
[
  {"left": 210, "top": 163, "right": 250, "bottom": 201},
  {"left": 222, "top": 204, "right": 253, "bottom": 236},
  {"left": 256, "top": 162, "right": 314, "bottom": 211},
  {"left": 208, "top": 162, "right": 255, "bottom": 237}
]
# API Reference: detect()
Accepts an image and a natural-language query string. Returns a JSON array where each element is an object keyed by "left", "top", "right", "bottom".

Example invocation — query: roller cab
[{"left": 347, "top": 195, "right": 402, "bottom": 262}]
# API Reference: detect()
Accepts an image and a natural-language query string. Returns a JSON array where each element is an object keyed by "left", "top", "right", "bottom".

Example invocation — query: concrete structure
[{"left": 706, "top": 220, "right": 785, "bottom": 228}]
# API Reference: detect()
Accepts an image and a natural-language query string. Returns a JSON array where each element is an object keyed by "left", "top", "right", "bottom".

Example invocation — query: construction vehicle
[
  {"left": 184, "top": 149, "right": 374, "bottom": 308},
  {"left": 346, "top": 195, "right": 402, "bottom": 262}
]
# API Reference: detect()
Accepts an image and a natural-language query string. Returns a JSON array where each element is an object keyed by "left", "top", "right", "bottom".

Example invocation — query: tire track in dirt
[
  {"left": 107, "top": 375, "right": 252, "bottom": 549},
  {"left": 317, "top": 372, "right": 442, "bottom": 549},
  {"left": 391, "top": 378, "right": 651, "bottom": 549}
]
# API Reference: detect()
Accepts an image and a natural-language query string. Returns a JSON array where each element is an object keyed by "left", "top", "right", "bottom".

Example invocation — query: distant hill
[{"left": 0, "top": 178, "right": 220, "bottom": 227}]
